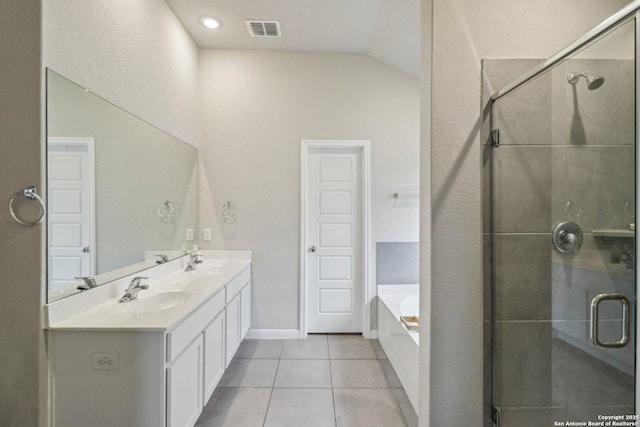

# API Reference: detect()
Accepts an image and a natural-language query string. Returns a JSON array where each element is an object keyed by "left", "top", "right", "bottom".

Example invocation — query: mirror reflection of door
[{"left": 47, "top": 137, "right": 95, "bottom": 296}]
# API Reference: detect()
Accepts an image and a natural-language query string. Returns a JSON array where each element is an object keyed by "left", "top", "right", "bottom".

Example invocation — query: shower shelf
[{"left": 592, "top": 229, "right": 635, "bottom": 238}]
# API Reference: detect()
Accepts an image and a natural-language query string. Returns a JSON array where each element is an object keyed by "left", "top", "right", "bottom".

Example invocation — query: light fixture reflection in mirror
[{"left": 46, "top": 69, "right": 198, "bottom": 303}]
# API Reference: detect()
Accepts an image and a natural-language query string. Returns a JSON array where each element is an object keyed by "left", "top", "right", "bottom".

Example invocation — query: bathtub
[{"left": 377, "top": 285, "right": 420, "bottom": 412}]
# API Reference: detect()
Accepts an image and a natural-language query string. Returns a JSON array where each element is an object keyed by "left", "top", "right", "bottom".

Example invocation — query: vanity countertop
[{"left": 46, "top": 259, "right": 250, "bottom": 332}]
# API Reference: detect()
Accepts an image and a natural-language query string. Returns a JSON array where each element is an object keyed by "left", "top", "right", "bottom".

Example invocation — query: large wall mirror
[{"left": 46, "top": 69, "right": 198, "bottom": 303}]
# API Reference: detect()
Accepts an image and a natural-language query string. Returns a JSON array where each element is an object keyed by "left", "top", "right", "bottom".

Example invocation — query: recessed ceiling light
[{"left": 200, "top": 16, "right": 221, "bottom": 29}]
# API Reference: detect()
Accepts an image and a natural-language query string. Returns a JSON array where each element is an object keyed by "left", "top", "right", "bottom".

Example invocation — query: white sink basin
[{"left": 125, "top": 291, "right": 190, "bottom": 316}]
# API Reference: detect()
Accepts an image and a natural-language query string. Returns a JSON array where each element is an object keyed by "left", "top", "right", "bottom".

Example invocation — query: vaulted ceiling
[{"left": 166, "top": 0, "right": 420, "bottom": 78}]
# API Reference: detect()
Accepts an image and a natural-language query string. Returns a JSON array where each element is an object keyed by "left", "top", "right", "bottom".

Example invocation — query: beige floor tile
[
  {"left": 264, "top": 388, "right": 336, "bottom": 427},
  {"left": 334, "top": 388, "right": 407, "bottom": 427}
]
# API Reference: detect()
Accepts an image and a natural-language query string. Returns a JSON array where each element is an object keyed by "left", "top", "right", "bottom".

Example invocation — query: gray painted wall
[
  {"left": 44, "top": 0, "right": 199, "bottom": 147},
  {"left": 0, "top": 1, "right": 44, "bottom": 426},
  {"left": 198, "top": 50, "right": 420, "bottom": 331}
]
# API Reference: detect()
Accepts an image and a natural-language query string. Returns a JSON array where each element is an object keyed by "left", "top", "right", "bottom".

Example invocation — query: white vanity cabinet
[
  {"left": 49, "top": 262, "right": 252, "bottom": 427},
  {"left": 166, "top": 266, "right": 250, "bottom": 427},
  {"left": 166, "top": 286, "right": 226, "bottom": 427}
]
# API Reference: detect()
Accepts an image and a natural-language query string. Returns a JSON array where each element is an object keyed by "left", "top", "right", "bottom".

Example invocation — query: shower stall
[{"left": 483, "top": 4, "right": 639, "bottom": 426}]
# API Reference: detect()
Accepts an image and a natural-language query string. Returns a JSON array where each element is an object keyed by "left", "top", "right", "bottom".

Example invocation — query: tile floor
[{"left": 195, "top": 334, "right": 418, "bottom": 427}]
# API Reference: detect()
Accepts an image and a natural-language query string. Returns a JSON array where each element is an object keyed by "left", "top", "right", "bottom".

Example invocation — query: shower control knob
[
  {"left": 552, "top": 221, "right": 583, "bottom": 255},
  {"left": 309, "top": 246, "right": 317, "bottom": 253}
]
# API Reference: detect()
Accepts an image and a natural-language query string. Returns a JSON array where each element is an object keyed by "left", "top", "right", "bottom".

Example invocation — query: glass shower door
[{"left": 490, "top": 18, "right": 636, "bottom": 427}]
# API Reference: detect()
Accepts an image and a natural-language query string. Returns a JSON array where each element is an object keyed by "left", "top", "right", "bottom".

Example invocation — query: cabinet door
[
  {"left": 203, "top": 311, "right": 225, "bottom": 402},
  {"left": 240, "top": 283, "right": 251, "bottom": 341},
  {"left": 167, "top": 335, "right": 203, "bottom": 427},
  {"left": 225, "top": 294, "right": 241, "bottom": 366}
]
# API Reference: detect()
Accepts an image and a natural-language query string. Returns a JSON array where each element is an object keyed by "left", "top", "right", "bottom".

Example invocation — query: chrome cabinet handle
[
  {"left": 590, "top": 293, "right": 630, "bottom": 348},
  {"left": 309, "top": 246, "right": 317, "bottom": 252}
]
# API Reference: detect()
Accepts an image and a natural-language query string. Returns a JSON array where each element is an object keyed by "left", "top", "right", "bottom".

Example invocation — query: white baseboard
[
  {"left": 246, "top": 329, "right": 378, "bottom": 340},
  {"left": 245, "top": 329, "right": 302, "bottom": 339}
]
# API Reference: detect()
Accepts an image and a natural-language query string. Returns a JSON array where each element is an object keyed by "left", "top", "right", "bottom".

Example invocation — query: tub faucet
[{"left": 119, "top": 277, "right": 149, "bottom": 302}]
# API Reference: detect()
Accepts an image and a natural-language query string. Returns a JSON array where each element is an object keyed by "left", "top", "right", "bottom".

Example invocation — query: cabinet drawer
[
  {"left": 168, "top": 289, "right": 225, "bottom": 362},
  {"left": 226, "top": 267, "right": 251, "bottom": 303}
]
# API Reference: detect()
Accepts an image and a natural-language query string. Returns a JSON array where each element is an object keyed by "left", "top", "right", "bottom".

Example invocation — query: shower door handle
[{"left": 589, "top": 293, "right": 630, "bottom": 348}]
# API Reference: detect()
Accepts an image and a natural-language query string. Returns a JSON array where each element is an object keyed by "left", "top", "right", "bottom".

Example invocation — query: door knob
[
  {"left": 82, "top": 246, "right": 90, "bottom": 253},
  {"left": 309, "top": 246, "right": 317, "bottom": 252}
]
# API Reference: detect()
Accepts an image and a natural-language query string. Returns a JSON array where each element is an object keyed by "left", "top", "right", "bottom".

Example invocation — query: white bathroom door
[
  {"left": 47, "top": 137, "right": 95, "bottom": 292},
  {"left": 306, "top": 149, "right": 363, "bottom": 333}
]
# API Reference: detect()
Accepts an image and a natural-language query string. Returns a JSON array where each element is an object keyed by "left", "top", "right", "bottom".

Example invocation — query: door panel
[
  {"left": 319, "top": 289, "right": 352, "bottom": 313},
  {"left": 319, "top": 223, "right": 352, "bottom": 247},
  {"left": 307, "top": 150, "right": 362, "bottom": 333}
]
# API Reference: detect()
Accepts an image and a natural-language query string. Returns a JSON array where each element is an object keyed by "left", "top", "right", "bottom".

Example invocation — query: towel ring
[
  {"left": 9, "top": 186, "right": 46, "bottom": 226},
  {"left": 222, "top": 201, "right": 237, "bottom": 224},
  {"left": 157, "top": 201, "right": 175, "bottom": 223}
]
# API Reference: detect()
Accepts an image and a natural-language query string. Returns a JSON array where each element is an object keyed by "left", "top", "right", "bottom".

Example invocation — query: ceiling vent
[{"left": 246, "top": 20, "right": 281, "bottom": 37}]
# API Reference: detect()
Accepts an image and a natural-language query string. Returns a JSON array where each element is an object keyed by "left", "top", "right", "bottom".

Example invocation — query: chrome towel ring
[
  {"left": 157, "top": 200, "right": 176, "bottom": 223},
  {"left": 9, "top": 186, "right": 46, "bottom": 226},
  {"left": 222, "top": 201, "right": 237, "bottom": 224}
]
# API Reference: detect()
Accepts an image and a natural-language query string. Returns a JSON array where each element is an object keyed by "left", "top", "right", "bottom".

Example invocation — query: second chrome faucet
[
  {"left": 184, "top": 250, "right": 203, "bottom": 272},
  {"left": 119, "top": 277, "right": 149, "bottom": 303}
]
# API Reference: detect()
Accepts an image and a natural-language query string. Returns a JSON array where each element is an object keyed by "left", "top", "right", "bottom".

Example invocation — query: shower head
[{"left": 567, "top": 72, "right": 605, "bottom": 90}]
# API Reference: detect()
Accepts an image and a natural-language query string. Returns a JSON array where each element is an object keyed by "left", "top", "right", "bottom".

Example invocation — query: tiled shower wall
[
  {"left": 482, "top": 57, "right": 635, "bottom": 426},
  {"left": 377, "top": 242, "right": 420, "bottom": 285}
]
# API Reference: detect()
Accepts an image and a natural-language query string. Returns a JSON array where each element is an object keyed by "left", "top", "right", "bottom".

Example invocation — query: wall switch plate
[
  {"left": 92, "top": 353, "right": 119, "bottom": 371},
  {"left": 186, "top": 228, "right": 194, "bottom": 241},
  {"left": 203, "top": 228, "right": 212, "bottom": 241}
]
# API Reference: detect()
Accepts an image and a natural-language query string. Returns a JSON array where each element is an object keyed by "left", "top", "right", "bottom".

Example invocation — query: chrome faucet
[
  {"left": 76, "top": 276, "right": 98, "bottom": 291},
  {"left": 155, "top": 254, "right": 169, "bottom": 264},
  {"left": 184, "top": 251, "right": 203, "bottom": 272},
  {"left": 118, "top": 277, "right": 149, "bottom": 302}
]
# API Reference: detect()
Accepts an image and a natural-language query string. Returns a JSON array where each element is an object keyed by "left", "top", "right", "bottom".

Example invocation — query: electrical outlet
[
  {"left": 203, "top": 228, "right": 212, "bottom": 241},
  {"left": 92, "top": 353, "right": 119, "bottom": 371},
  {"left": 186, "top": 228, "right": 194, "bottom": 241}
]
